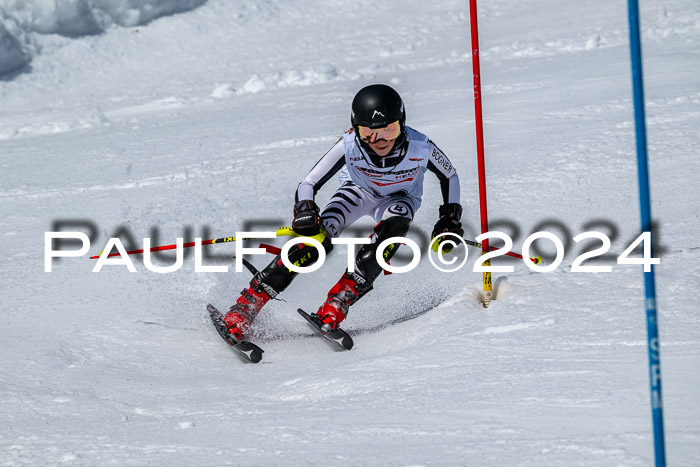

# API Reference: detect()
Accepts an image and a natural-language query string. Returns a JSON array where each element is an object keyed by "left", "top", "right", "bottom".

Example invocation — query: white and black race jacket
[{"left": 296, "top": 126, "right": 460, "bottom": 206}]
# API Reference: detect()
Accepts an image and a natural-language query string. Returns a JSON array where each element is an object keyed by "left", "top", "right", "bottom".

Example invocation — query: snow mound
[
  {"left": 1, "top": 0, "right": 102, "bottom": 37},
  {"left": 276, "top": 64, "right": 339, "bottom": 88},
  {"left": 0, "top": 0, "right": 206, "bottom": 76},
  {"left": 0, "top": 106, "right": 110, "bottom": 140},
  {"left": 232, "top": 64, "right": 342, "bottom": 95},
  {"left": 0, "top": 21, "right": 28, "bottom": 76},
  {"left": 211, "top": 65, "right": 343, "bottom": 98},
  {"left": 93, "top": 0, "right": 206, "bottom": 27}
]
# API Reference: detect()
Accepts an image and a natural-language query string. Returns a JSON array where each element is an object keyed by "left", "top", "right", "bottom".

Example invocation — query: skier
[{"left": 223, "top": 84, "right": 464, "bottom": 340}]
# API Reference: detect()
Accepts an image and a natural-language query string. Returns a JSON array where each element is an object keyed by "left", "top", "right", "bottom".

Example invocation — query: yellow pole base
[{"left": 482, "top": 258, "right": 492, "bottom": 308}]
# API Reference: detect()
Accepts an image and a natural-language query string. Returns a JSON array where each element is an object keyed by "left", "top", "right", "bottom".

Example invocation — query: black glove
[
  {"left": 431, "top": 203, "right": 464, "bottom": 253},
  {"left": 292, "top": 200, "right": 322, "bottom": 236}
]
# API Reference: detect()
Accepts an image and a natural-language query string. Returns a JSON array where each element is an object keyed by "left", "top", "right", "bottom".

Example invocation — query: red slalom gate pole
[{"left": 469, "top": 0, "right": 492, "bottom": 307}]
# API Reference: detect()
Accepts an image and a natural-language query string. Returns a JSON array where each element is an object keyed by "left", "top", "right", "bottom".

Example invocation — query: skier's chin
[{"left": 370, "top": 141, "right": 394, "bottom": 156}]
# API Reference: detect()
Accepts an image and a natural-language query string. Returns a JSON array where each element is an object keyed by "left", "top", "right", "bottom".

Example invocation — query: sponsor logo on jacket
[{"left": 431, "top": 148, "right": 453, "bottom": 174}]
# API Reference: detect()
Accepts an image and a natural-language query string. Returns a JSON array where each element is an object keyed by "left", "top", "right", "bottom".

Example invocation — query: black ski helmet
[{"left": 351, "top": 84, "right": 406, "bottom": 131}]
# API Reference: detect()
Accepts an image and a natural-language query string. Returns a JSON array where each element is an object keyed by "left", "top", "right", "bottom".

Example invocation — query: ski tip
[
  {"left": 340, "top": 335, "right": 354, "bottom": 350},
  {"left": 298, "top": 308, "right": 354, "bottom": 351},
  {"left": 234, "top": 341, "right": 264, "bottom": 364},
  {"left": 326, "top": 329, "right": 354, "bottom": 350},
  {"left": 208, "top": 303, "right": 265, "bottom": 363}
]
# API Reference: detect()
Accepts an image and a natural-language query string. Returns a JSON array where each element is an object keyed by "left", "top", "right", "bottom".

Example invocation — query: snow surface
[{"left": 1, "top": 0, "right": 699, "bottom": 465}]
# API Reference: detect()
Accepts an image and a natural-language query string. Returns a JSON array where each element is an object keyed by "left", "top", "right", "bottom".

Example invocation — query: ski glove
[
  {"left": 431, "top": 203, "right": 464, "bottom": 253},
  {"left": 292, "top": 200, "right": 322, "bottom": 236}
]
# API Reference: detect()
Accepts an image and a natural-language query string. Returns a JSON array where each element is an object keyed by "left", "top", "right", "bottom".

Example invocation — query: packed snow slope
[{"left": 1, "top": 0, "right": 699, "bottom": 465}]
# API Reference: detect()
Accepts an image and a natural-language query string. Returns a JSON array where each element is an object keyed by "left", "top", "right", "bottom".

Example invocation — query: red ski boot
[
  {"left": 223, "top": 280, "right": 271, "bottom": 341},
  {"left": 316, "top": 272, "right": 370, "bottom": 331}
]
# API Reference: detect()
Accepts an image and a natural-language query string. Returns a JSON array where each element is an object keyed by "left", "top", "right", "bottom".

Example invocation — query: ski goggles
[{"left": 357, "top": 121, "right": 401, "bottom": 143}]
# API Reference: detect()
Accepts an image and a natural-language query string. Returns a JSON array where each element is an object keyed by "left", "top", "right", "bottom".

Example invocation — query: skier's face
[{"left": 358, "top": 121, "right": 401, "bottom": 156}]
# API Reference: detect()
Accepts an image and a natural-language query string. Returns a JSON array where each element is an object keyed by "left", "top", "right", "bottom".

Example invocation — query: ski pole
[
  {"left": 89, "top": 227, "right": 326, "bottom": 259},
  {"left": 432, "top": 236, "right": 542, "bottom": 264}
]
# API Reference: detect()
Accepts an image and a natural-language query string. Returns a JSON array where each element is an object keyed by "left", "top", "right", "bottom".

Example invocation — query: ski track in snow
[{"left": 1, "top": 0, "right": 700, "bottom": 465}]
